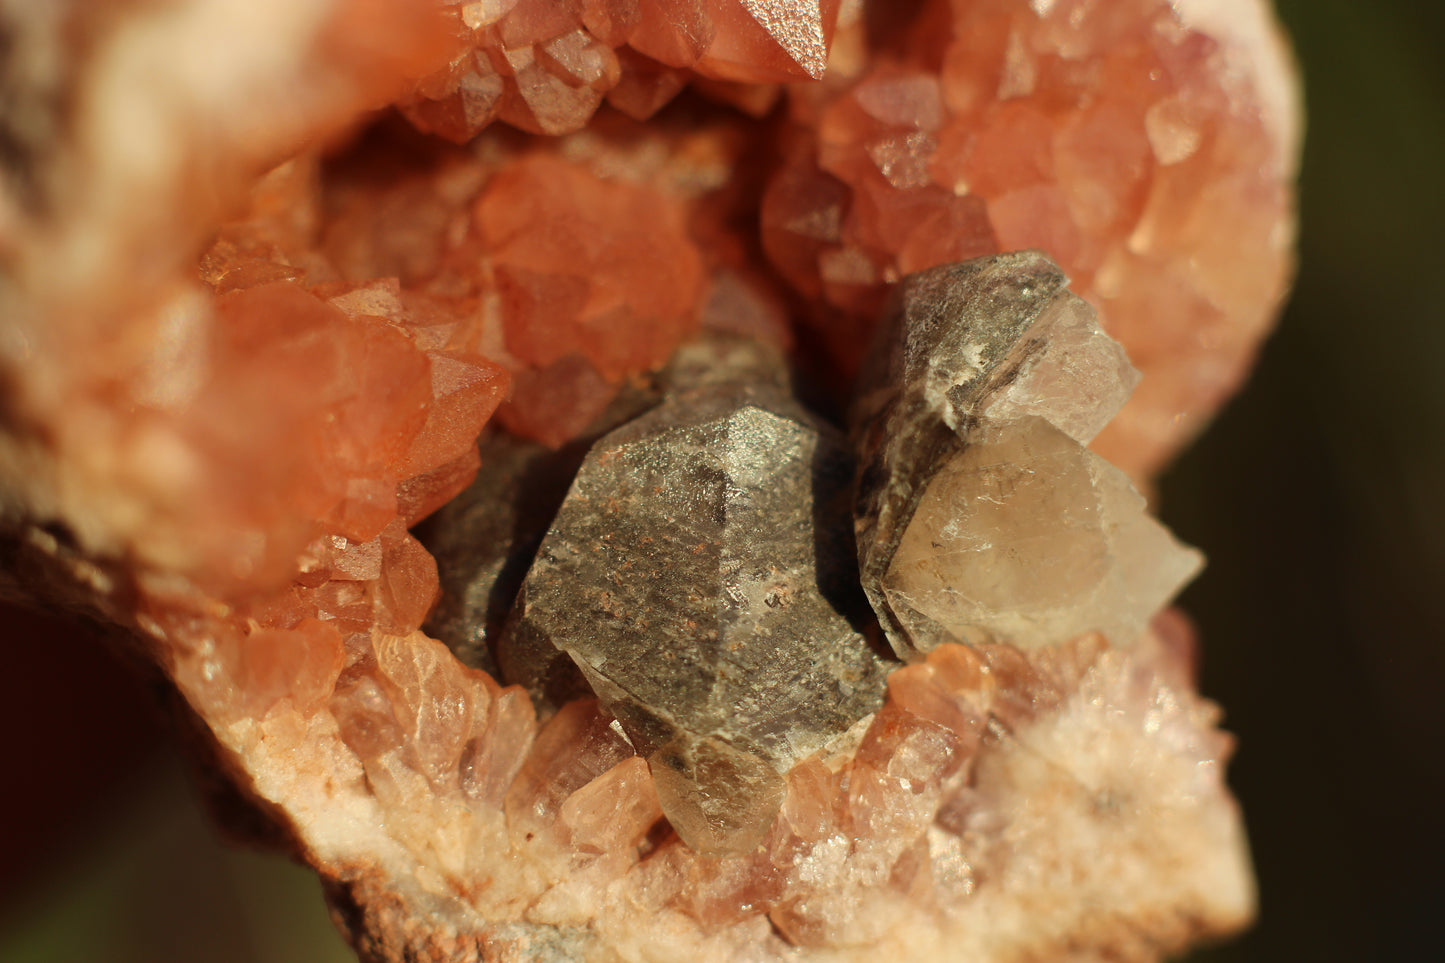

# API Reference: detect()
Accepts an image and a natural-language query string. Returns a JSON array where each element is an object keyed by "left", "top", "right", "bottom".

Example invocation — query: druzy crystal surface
[
  {"left": 0, "top": 1, "right": 1299, "bottom": 961},
  {"left": 404, "top": 0, "right": 839, "bottom": 141},
  {"left": 854, "top": 252, "right": 1202, "bottom": 658}
]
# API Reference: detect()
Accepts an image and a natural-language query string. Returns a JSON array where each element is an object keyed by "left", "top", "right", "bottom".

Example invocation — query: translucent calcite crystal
[
  {"left": 887, "top": 416, "right": 1202, "bottom": 651},
  {"left": 505, "top": 344, "right": 890, "bottom": 854},
  {"left": 854, "top": 252, "right": 1201, "bottom": 658}
]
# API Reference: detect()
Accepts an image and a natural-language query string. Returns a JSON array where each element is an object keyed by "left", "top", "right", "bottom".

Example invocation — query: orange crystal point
[
  {"left": 606, "top": 49, "right": 691, "bottom": 120},
  {"left": 694, "top": 0, "right": 837, "bottom": 83},
  {"left": 402, "top": 0, "right": 844, "bottom": 141},
  {"left": 477, "top": 152, "right": 706, "bottom": 443},
  {"left": 397, "top": 350, "right": 509, "bottom": 478},
  {"left": 235, "top": 618, "right": 346, "bottom": 716},
  {"left": 629, "top": 0, "right": 716, "bottom": 68}
]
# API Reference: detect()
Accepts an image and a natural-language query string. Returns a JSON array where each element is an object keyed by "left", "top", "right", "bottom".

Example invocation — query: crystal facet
[
  {"left": 853, "top": 252, "right": 1201, "bottom": 659},
  {"left": 506, "top": 343, "right": 891, "bottom": 854},
  {"left": 421, "top": 383, "right": 662, "bottom": 681}
]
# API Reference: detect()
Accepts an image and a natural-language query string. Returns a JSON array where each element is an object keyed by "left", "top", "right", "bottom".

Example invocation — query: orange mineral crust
[
  {"left": 401, "top": 0, "right": 842, "bottom": 140},
  {"left": 0, "top": 1, "right": 1298, "bottom": 962},
  {"left": 764, "top": 0, "right": 1299, "bottom": 478}
]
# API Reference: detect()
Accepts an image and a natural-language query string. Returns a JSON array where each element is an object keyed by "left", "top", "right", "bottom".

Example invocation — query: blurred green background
[{"left": 1, "top": 1, "right": 1441, "bottom": 960}]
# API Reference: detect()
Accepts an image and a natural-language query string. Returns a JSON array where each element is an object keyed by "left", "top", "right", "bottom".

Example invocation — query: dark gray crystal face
[
  {"left": 420, "top": 381, "right": 662, "bottom": 696},
  {"left": 852, "top": 252, "right": 1070, "bottom": 434},
  {"left": 505, "top": 376, "right": 890, "bottom": 855},
  {"left": 420, "top": 429, "right": 588, "bottom": 689},
  {"left": 422, "top": 335, "right": 789, "bottom": 691}
]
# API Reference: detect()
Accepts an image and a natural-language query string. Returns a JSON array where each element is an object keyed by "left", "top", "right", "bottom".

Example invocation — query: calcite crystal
[
  {"left": 853, "top": 252, "right": 1202, "bottom": 658},
  {"left": 0, "top": 1, "right": 1300, "bottom": 962},
  {"left": 505, "top": 343, "right": 890, "bottom": 855}
]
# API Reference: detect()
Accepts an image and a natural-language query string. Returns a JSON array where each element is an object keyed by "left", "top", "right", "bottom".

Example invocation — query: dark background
[
  {"left": 1169, "top": 0, "right": 1445, "bottom": 958},
  {"left": 2, "top": 1, "right": 1441, "bottom": 959}
]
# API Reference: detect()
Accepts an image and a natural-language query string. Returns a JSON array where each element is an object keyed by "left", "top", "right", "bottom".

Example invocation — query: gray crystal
[
  {"left": 421, "top": 383, "right": 661, "bottom": 694},
  {"left": 420, "top": 428, "right": 588, "bottom": 688},
  {"left": 422, "top": 335, "right": 805, "bottom": 709},
  {"left": 505, "top": 348, "right": 890, "bottom": 855},
  {"left": 852, "top": 251, "right": 1199, "bottom": 660}
]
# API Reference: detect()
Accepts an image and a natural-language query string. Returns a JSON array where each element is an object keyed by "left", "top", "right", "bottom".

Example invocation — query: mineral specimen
[
  {"left": 854, "top": 252, "right": 1202, "bottom": 659},
  {"left": 0, "top": 0, "right": 1300, "bottom": 961},
  {"left": 505, "top": 340, "right": 891, "bottom": 854}
]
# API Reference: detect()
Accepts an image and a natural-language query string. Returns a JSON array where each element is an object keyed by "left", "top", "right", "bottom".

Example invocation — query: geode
[{"left": 0, "top": 1, "right": 1300, "bottom": 961}]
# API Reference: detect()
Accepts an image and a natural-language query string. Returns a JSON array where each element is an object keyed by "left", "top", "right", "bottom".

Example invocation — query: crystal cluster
[
  {"left": 324, "top": 628, "right": 1250, "bottom": 962},
  {"left": 403, "top": 0, "right": 839, "bottom": 140},
  {"left": 763, "top": 0, "right": 1298, "bottom": 477},
  {"left": 0, "top": 1, "right": 1298, "bottom": 962},
  {"left": 853, "top": 251, "right": 1201, "bottom": 658}
]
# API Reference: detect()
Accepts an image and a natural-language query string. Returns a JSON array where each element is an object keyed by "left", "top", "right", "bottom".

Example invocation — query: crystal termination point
[{"left": 853, "top": 252, "right": 1203, "bottom": 659}]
